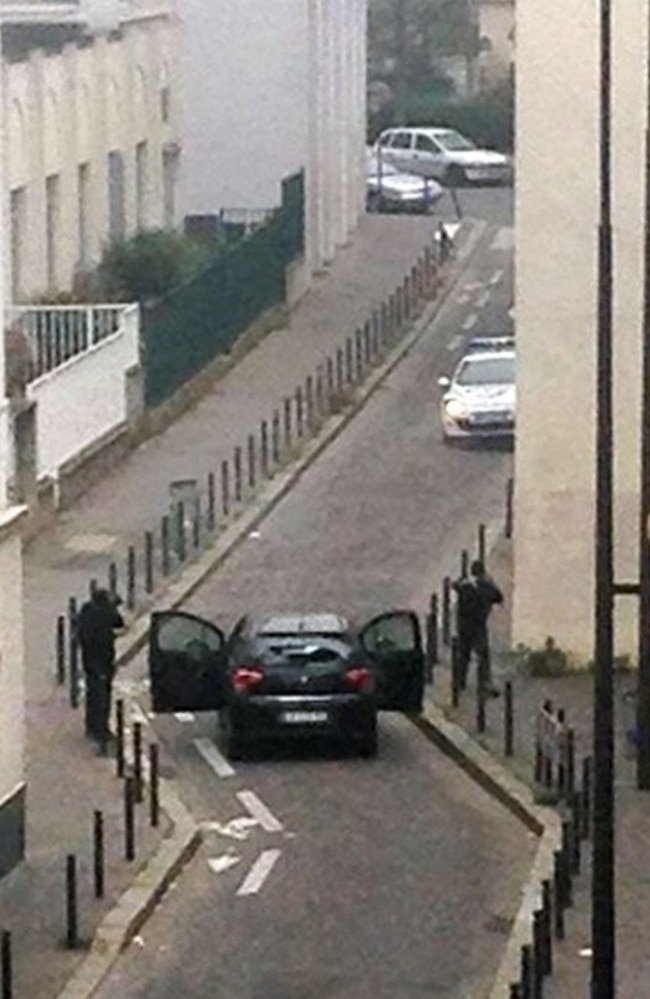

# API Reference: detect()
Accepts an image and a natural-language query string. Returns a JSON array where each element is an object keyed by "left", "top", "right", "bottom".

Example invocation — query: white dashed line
[
  {"left": 447, "top": 334, "right": 463, "bottom": 352},
  {"left": 476, "top": 289, "right": 490, "bottom": 308},
  {"left": 489, "top": 268, "right": 504, "bottom": 285},
  {"left": 193, "top": 737, "right": 236, "bottom": 778},
  {"left": 462, "top": 313, "right": 478, "bottom": 331},
  {"left": 207, "top": 854, "right": 241, "bottom": 875},
  {"left": 174, "top": 712, "right": 196, "bottom": 723},
  {"left": 236, "top": 849, "right": 282, "bottom": 896},
  {"left": 237, "top": 790, "right": 284, "bottom": 832}
]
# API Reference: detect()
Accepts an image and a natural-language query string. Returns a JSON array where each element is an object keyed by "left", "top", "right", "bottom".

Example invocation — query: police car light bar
[{"left": 466, "top": 336, "right": 515, "bottom": 353}]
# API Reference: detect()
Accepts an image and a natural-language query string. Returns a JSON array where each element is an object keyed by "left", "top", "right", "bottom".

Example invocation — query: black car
[{"left": 148, "top": 609, "right": 425, "bottom": 759}]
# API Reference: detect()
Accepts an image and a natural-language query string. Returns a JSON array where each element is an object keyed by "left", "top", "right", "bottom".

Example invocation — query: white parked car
[
  {"left": 376, "top": 127, "right": 512, "bottom": 187},
  {"left": 366, "top": 150, "right": 444, "bottom": 213},
  {"left": 438, "top": 337, "right": 515, "bottom": 442}
]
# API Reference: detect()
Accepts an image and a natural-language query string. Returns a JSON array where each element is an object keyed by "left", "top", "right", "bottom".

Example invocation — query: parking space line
[
  {"left": 446, "top": 334, "right": 463, "bottom": 352},
  {"left": 489, "top": 268, "right": 504, "bottom": 285},
  {"left": 236, "top": 849, "right": 282, "bottom": 896},
  {"left": 237, "top": 790, "right": 284, "bottom": 832},
  {"left": 476, "top": 289, "right": 490, "bottom": 308},
  {"left": 193, "top": 737, "right": 236, "bottom": 778},
  {"left": 462, "top": 313, "right": 478, "bottom": 331},
  {"left": 174, "top": 712, "right": 196, "bottom": 723}
]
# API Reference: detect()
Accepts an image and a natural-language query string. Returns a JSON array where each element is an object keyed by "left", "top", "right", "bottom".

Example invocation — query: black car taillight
[
  {"left": 344, "top": 667, "right": 375, "bottom": 694},
  {"left": 232, "top": 667, "right": 265, "bottom": 694}
]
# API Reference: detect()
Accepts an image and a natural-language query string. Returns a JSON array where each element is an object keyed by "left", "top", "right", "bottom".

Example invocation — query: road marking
[
  {"left": 237, "top": 789, "right": 284, "bottom": 832},
  {"left": 508, "top": 306, "right": 515, "bottom": 319},
  {"left": 455, "top": 292, "right": 470, "bottom": 304},
  {"left": 193, "top": 737, "right": 236, "bottom": 778},
  {"left": 462, "top": 313, "right": 478, "bottom": 331},
  {"left": 489, "top": 268, "right": 504, "bottom": 285},
  {"left": 174, "top": 712, "right": 196, "bottom": 723},
  {"left": 201, "top": 817, "right": 258, "bottom": 840},
  {"left": 476, "top": 289, "right": 490, "bottom": 308},
  {"left": 447, "top": 333, "right": 463, "bottom": 352},
  {"left": 207, "top": 854, "right": 241, "bottom": 874},
  {"left": 236, "top": 849, "right": 282, "bottom": 896},
  {"left": 490, "top": 227, "right": 514, "bottom": 251}
]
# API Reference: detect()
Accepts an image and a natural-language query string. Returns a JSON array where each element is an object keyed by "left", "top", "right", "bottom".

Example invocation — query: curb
[
  {"left": 416, "top": 700, "right": 563, "bottom": 999},
  {"left": 56, "top": 218, "right": 489, "bottom": 999}
]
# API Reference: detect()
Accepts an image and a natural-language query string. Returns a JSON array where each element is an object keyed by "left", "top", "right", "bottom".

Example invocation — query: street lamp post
[{"left": 592, "top": 0, "right": 616, "bottom": 995}]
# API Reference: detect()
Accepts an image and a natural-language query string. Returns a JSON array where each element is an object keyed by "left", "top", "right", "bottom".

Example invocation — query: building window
[
  {"left": 162, "top": 148, "right": 179, "bottom": 229},
  {"left": 10, "top": 187, "right": 26, "bottom": 302},
  {"left": 160, "top": 86, "right": 170, "bottom": 123},
  {"left": 45, "top": 174, "right": 60, "bottom": 290},
  {"left": 107, "top": 151, "right": 125, "bottom": 241},
  {"left": 78, "top": 163, "right": 91, "bottom": 268},
  {"left": 135, "top": 141, "right": 148, "bottom": 231}
]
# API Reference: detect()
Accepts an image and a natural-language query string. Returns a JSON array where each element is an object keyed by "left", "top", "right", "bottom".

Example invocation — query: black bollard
[
  {"left": 272, "top": 410, "right": 281, "bottom": 465},
  {"left": 207, "top": 471, "right": 216, "bottom": 531},
  {"left": 93, "top": 810, "right": 104, "bottom": 899},
  {"left": 295, "top": 386, "right": 304, "bottom": 438},
  {"left": 581, "top": 756, "right": 592, "bottom": 840},
  {"left": 108, "top": 561, "right": 118, "bottom": 599},
  {"left": 565, "top": 727, "right": 576, "bottom": 798},
  {"left": 531, "top": 911, "right": 544, "bottom": 997},
  {"left": 451, "top": 636, "right": 461, "bottom": 708},
  {"left": 570, "top": 794, "right": 582, "bottom": 875},
  {"left": 1, "top": 930, "right": 11, "bottom": 999},
  {"left": 124, "top": 775, "right": 136, "bottom": 862},
  {"left": 460, "top": 548, "right": 469, "bottom": 577},
  {"left": 283, "top": 397, "right": 292, "bottom": 450},
  {"left": 66, "top": 854, "right": 79, "bottom": 949},
  {"left": 442, "top": 576, "right": 451, "bottom": 645},
  {"left": 505, "top": 475, "right": 514, "bottom": 538},
  {"left": 371, "top": 310, "right": 380, "bottom": 358},
  {"left": 221, "top": 460, "right": 230, "bottom": 518},
  {"left": 261, "top": 420, "right": 269, "bottom": 477},
  {"left": 325, "top": 356, "right": 335, "bottom": 410},
  {"left": 429, "top": 593, "right": 439, "bottom": 666},
  {"left": 478, "top": 522, "right": 486, "bottom": 564},
  {"left": 355, "top": 329, "right": 363, "bottom": 382},
  {"left": 553, "top": 849, "right": 566, "bottom": 939},
  {"left": 561, "top": 820, "right": 574, "bottom": 905},
  {"left": 476, "top": 674, "right": 486, "bottom": 734},
  {"left": 192, "top": 496, "right": 201, "bottom": 550},
  {"left": 336, "top": 347, "right": 344, "bottom": 395},
  {"left": 116, "top": 698, "right": 125, "bottom": 778},
  {"left": 144, "top": 530, "right": 154, "bottom": 594},
  {"left": 234, "top": 447, "right": 243, "bottom": 503},
  {"left": 504, "top": 680, "right": 514, "bottom": 757},
  {"left": 316, "top": 365, "right": 325, "bottom": 418},
  {"left": 305, "top": 376, "right": 315, "bottom": 433},
  {"left": 345, "top": 336, "right": 353, "bottom": 383},
  {"left": 89, "top": 577, "right": 98, "bottom": 597},
  {"left": 542, "top": 700, "right": 554, "bottom": 788},
  {"left": 520, "top": 944, "right": 532, "bottom": 999},
  {"left": 56, "top": 614, "right": 66, "bottom": 684},
  {"left": 149, "top": 743, "right": 160, "bottom": 828},
  {"left": 510, "top": 987, "right": 521, "bottom": 999},
  {"left": 161, "top": 515, "right": 171, "bottom": 576},
  {"left": 363, "top": 321, "right": 371, "bottom": 366},
  {"left": 126, "top": 545, "right": 136, "bottom": 611},
  {"left": 133, "top": 721, "right": 144, "bottom": 804},
  {"left": 541, "top": 880, "right": 553, "bottom": 975},
  {"left": 247, "top": 433, "right": 256, "bottom": 491},
  {"left": 68, "top": 597, "right": 79, "bottom": 710}
]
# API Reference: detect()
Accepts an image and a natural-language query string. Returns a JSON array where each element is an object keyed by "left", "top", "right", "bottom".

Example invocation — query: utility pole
[{"left": 591, "top": 0, "right": 616, "bottom": 995}]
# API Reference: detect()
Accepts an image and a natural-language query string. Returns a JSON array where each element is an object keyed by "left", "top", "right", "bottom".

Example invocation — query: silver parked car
[
  {"left": 438, "top": 336, "right": 516, "bottom": 442},
  {"left": 377, "top": 127, "right": 512, "bottom": 187},
  {"left": 366, "top": 150, "right": 444, "bottom": 213}
]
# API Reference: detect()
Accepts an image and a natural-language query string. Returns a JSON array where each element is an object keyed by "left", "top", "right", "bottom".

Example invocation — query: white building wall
[
  {"left": 3, "top": 8, "right": 179, "bottom": 300},
  {"left": 514, "top": 0, "right": 648, "bottom": 659},
  {"left": 178, "top": 0, "right": 366, "bottom": 275}
]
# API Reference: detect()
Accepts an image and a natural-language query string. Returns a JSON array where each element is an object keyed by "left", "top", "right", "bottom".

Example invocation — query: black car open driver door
[
  {"left": 359, "top": 610, "right": 424, "bottom": 713},
  {"left": 149, "top": 612, "right": 226, "bottom": 714}
]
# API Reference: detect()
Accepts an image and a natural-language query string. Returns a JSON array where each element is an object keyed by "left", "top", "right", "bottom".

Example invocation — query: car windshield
[
  {"left": 435, "top": 130, "right": 476, "bottom": 152},
  {"left": 367, "top": 157, "right": 399, "bottom": 176},
  {"left": 456, "top": 356, "right": 515, "bottom": 386}
]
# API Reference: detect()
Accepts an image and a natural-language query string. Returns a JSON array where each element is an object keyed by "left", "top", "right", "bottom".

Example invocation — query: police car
[{"left": 437, "top": 336, "right": 515, "bottom": 442}]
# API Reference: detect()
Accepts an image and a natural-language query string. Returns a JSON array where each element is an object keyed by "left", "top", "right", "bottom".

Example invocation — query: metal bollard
[
  {"left": 565, "top": 727, "right": 576, "bottom": 798},
  {"left": 460, "top": 548, "right": 469, "bottom": 577},
  {"left": 531, "top": 911, "right": 544, "bottom": 997},
  {"left": 561, "top": 820, "right": 574, "bottom": 903},
  {"left": 175, "top": 503, "right": 186, "bottom": 562},
  {"left": 116, "top": 698, "right": 125, "bottom": 778},
  {"left": 355, "top": 328, "right": 363, "bottom": 382},
  {"left": 56, "top": 614, "right": 66, "bottom": 684},
  {"left": 93, "top": 810, "right": 104, "bottom": 899},
  {"left": 371, "top": 310, "right": 380, "bottom": 358},
  {"left": 272, "top": 410, "right": 281, "bottom": 465},
  {"left": 478, "top": 522, "right": 486, "bottom": 565},
  {"left": 553, "top": 849, "right": 566, "bottom": 939},
  {"left": 283, "top": 397, "right": 292, "bottom": 450},
  {"left": 261, "top": 420, "right": 270, "bottom": 477},
  {"left": 520, "top": 944, "right": 533, "bottom": 999},
  {"left": 504, "top": 680, "right": 514, "bottom": 757},
  {"left": 581, "top": 756, "right": 592, "bottom": 839},
  {"left": 556, "top": 708, "right": 566, "bottom": 793},
  {"left": 396, "top": 287, "right": 403, "bottom": 329},
  {"left": 207, "top": 472, "right": 216, "bottom": 531},
  {"left": 429, "top": 593, "right": 439, "bottom": 667},
  {"left": 124, "top": 775, "right": 136, "bottom": 862},
  {"left": 144, "top": 530, "right": 154, "bottom": 594},
  {"left": 541, "top": 880, "right": 553, "bottom": 975},
  {"left": 68, "top": 597, "right": 79, "bottom": 710},
  {"left": 133, "top": 722, "right": 144, "bottom": 804},
  {"left": 505, "top": 475, "right": 514, "bottom": 538},
  {"left": 89, "top": 577, "right": 98, "bottom": 597},
  {"left": 336, "top": 347, "right": 344, "bottom": 395},
  {"left": 150, "top": 743, "right": 160, "bottom": 828},
  {"left": 66, "top": 854, "right": 79, "bottom": 949},
  {"left": 345, "top": 336, "right": 353, "bottom": 383},
  {"left": 192, "top": 496, "right": 201, "bottom": 550},
  {"left": 295, "top": 386, "right": 304, "bottom": 438},
  {"left": 542, "top": 699, "right": 554, "bottom": 788},
  {"left": 326, "top": 357, "right": 335, "bottom": 409},
  {"left": 1, "top": 930, "right": 12, "bottom": 999},
  {"left": 510, "top": 986, "right": 521, "bottom": 999},
  {"left": 161, "top": 515, "right": 171, "bottom": 576},
  {"left": 363, "top": 321, "right": 371, "bottom": 366},
  {"left": 476, "top": 674, "right": 486, "bottom": 734},
  {"left": 570, "top": 793, "right": 581, "bottom": 875},
  {"left": 315, "top": 365, "right": 325, "bottom": 419},
  {"left": 234, "top": 446, "right": 243, "bottom": 503},
  {"left": 380, "top": 302, "right": 388, "bottom": 348},
  {"left": 221, "top": 460, "right": 230, "bottom": 518},
  {"left": 451, "top": 637, "right": 461, "bottom": 708},
  {"left": 108, "top": 561, "right": 118, "bottom": 599},
  {"left": 442, "top": 577, "right": 451, "bottom": 645},
  {"left": 126, "top": 545, "right": 136, "bottom": 611},
  {"left": 247, "top": 433, "right": 256, "bottom": 491},
  {"left": 305, "top": 376, "right": 315, "bottom": 433}
]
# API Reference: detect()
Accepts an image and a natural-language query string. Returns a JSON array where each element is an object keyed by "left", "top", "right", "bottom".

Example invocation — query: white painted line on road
[
  {"left": 447, "top": 334, "right": 463, "bottom": 352},
  {"left": 236, "top": 849, "right": 282, "bottom": 896},
  {"left": 489, "top": 268, "right": 504, "bottom": 285},
  {"left": 174, "top": 712, "right": 196, "bottom": 723},
  {"left": 508, "top": 306, "right": 515, "bottom": 319},
  {"left": 455, "top": 292, "right": 470, "bottom": 304},
  {"left": 193, "top": 737, "right": 236, "bottom": 778},
  {"left": 476, "top": 289, "right": 490, "bottom": 308},
  {"left": 490, "top": 227, "right": 514, "bottom": 251},
  {"left": 462, "top": 313, "right": 478, "bottom": 331},
  {"left": 237, "top": 789, "right": 284, "bottom": 832},
  {"left": 207, "top": 853, "right": 241, "bottom": 874},
  {"left": 201, "top": 817, "right": 257, "bottom": 840}
]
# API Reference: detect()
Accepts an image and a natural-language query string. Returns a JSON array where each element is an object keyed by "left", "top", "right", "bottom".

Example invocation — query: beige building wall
[
  {"left": 4, "top": 7, "right": 179, "bottom": 301},
  {"left": 514, "top": 0, "right": 648, "bottom": 660}
]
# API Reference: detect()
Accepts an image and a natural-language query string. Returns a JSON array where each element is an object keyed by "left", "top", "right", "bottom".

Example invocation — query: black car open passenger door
[
  {"left": 149, "top": 612, "right": 227, "bottom": 714},
  {"left": 359, "top": 610, "right": 424, "bottom": 713}
]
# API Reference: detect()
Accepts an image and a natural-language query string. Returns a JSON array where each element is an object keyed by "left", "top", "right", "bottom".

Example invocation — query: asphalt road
[{"left": 96, "top": 215, "right": 529, "bottom": 999}]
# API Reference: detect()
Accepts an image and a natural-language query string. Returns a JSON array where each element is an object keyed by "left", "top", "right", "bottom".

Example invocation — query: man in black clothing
[
  {"left": 77, "top": 588, "right": 125, "bottom": 751},
  {"left": 453, "top": 559, "right": 503, "bottom": 696}
]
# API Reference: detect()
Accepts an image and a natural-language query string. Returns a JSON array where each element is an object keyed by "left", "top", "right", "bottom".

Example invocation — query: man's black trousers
[{"left": 84, "top": 669, "right": 113, "bottom": 741}]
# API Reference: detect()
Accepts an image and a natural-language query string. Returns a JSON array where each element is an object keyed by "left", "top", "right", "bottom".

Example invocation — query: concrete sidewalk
[
  {"left": 4, "top": 211, "right": 467, "bottom": 999},
  {"left": 431, "top": 522, "right": 650, "bottom": 996}
]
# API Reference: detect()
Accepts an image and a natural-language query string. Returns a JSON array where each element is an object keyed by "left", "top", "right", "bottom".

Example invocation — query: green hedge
[{"left": 369, "top": 95, "right": 514, "bottom": 153}]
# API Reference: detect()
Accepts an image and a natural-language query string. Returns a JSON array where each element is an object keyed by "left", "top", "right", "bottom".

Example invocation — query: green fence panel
[{"left": 143, "top": 170, "right": 304, "bottom": 408}]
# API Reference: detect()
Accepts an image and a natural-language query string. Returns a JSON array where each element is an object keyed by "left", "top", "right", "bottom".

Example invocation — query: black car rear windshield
[{"left": 253, "top": 636, "right": 352, "bottom": 667}]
